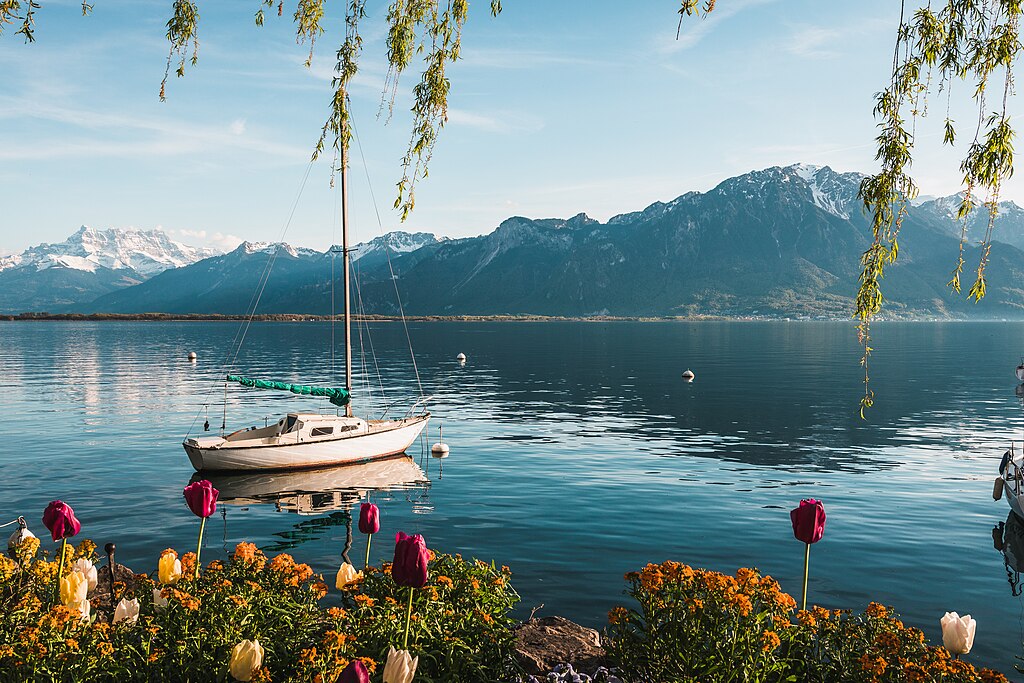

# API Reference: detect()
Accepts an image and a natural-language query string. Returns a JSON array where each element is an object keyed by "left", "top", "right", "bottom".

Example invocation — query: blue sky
[{"left": 2, "top": 0, "right": 1020, "bottom": 255}]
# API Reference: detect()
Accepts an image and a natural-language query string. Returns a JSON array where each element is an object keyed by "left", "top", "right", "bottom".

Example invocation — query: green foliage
[
  {"left": 0, "top": 539, "right": 520, "bottom": 683},
  {"left": 604, "top": 560, "right": 1010, "bottom": 683},
  {"left": 336, "top": 552, "right": 520, "bottom": 683}
]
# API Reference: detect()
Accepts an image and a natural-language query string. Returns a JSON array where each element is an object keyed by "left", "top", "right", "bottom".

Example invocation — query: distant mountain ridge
[
  {"left": 0, "top": 226, "right": 220, "bottom": 313},
  {"left": 11, "top": 165, "right": 1024, "bottom": 317}
]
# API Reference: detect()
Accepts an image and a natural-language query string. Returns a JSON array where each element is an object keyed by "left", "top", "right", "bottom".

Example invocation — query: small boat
[
  {"left": 183, "top": 121, "right": 429, "bottom": 472},
  {"left": 996, "top": 443, "right": 1024, "bottom": 518}
]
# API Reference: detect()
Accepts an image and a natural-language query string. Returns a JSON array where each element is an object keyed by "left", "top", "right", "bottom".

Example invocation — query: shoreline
[{"left": 0, "top": 312, "right": 1016, "bottom": 323}]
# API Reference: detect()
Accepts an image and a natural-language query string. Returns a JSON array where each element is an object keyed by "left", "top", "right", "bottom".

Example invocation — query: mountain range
[{"left": 7, "top": 164, "right": 1024, "bottom": 318}]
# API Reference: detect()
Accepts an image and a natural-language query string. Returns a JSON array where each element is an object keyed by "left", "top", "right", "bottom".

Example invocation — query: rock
[
  {"left": 514, "top": 616, "right": 609, "bottom": 676},
  {"left": 91, "top": 562, "right": 143, "bottom": 621}
]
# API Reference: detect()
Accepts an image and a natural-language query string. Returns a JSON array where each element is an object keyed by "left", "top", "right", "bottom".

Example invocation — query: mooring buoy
[
  {"left": 681, "top": 369, "right": 695, "bottom": 382},
  {"left": 188, "top": 351, "right": 197, "bottom": 361}
]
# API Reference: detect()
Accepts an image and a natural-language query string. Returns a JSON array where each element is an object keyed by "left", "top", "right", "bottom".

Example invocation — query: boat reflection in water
[
  {"left": 193, "top": 456, "right": 430, "bottom": 516},
  {"left": 993, "top": 511, "right": 1024, "bottom": 596},
  {"left": 191, "top": 456, "right": 430, "bottom": 556}
]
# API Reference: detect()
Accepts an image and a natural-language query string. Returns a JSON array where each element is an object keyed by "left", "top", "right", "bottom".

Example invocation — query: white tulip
[
  {"left": 229, "top": 639, "right": 265, "bottom": 682},
  {"left": 113, "top": 597, "right": 140, "bottom": 625},
  {"left": 335, "top": 562, "right": 363, "bottom": 590},
  {"left": 153, "top": 587, "right": 168, "bottom": 610},
  {"left": 70, "top": 598, "right": 90, "bottom": 622},
  {"left": 71, "top": 558, "right": 98, "bottom": 592},
  {"left": 383, "top": 646, "right": 418, "bottom": 683},
  {"left": 940, "top": 611, "right": 977, "bottom": 655}
]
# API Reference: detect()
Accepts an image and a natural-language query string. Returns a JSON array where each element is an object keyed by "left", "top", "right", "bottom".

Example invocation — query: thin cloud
[
  {"left": 786, "top": 25, "right": 842, "bottom": 59},
  {"left": 0, "top": 97, "right": 308, "bottom": 161},
  {"left": 658, "top": 0, "right": 779, "bottom": 54},
  {"left": 447, "top": 108, "right": 544, "bottom": 134}
]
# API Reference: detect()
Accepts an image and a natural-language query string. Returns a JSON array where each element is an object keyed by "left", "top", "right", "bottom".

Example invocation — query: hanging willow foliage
[
  {"left": 680, "top": 0, "right": 1019, "bottom": 417},
  {"left": 2, "top": 0, "right": 501, "bottom": 220}
]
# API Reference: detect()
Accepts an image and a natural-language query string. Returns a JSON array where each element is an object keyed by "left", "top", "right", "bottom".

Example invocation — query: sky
[{"left": 2, "top": 0, "right": 1022, "bottom": 255}]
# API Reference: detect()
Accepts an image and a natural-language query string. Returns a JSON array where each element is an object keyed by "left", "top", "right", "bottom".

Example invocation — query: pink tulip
[
  {"left": 183, "top": 480, "right": 219, "bottom": 518},
  {"left": 790, "top": 499, "right": 826, "bottom": 544},
  {"left": 392, "top": 531, "right": 429, "bottom": 588},
  {"left": 358, "top": 503, "right": 380, "bottom": 535},
  {"left": 42, "top": 501, "right": 81, "bottom": 542},
  {"left": 338, "top": 659, "right": 370, "bottom": 683}
]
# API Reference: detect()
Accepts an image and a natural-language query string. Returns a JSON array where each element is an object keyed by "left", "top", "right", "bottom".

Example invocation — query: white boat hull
[{"left": 184, "top": 414, "right": 429, "bottom": 472}]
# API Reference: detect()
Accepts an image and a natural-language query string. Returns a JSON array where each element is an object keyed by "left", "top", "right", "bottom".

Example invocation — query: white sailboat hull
[{"left": 184, "top": 414, "right": 429, "bottom": 472}]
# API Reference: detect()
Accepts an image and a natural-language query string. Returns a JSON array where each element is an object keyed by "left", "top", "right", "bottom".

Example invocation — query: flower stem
[
  {"left": 801, "top": 542, "right": 810, "bottom": 612},
  {"left": 55, "top": 537, "right": 67, "bottom": 603},
  {"left": 365, "top": 533, "right": 372, "bottom": 570},
  {"left": 403, "top": 586, "right": 414, "bottom": 649},
  {"left": 195, "top": 517, "right": 207, "bottom": 579}
]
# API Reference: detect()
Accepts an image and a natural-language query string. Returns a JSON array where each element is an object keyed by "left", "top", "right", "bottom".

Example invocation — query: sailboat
[{"left": 183, "top": 126, "right": 430, "bottom": 472}]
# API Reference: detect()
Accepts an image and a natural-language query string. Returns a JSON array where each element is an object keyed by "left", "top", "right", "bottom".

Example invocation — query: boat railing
[{"left": 404, "top": 395, "right": 434, "bottom": 418}]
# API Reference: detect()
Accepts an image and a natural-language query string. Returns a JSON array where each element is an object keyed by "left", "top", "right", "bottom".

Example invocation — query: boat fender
[
  {"left": 995, "top": 476, "right": 1005, "bottom": 501},
  {"left": 7, "top": 517, "right": 36, "bottom": 555},
  {"left": 1000, "top": 450, "right": 1012, "bottom": 475}
]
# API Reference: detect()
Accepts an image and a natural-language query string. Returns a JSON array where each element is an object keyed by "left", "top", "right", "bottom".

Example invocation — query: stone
[{"left": 514, "top": 616, "right": 609, "bottom": 676}]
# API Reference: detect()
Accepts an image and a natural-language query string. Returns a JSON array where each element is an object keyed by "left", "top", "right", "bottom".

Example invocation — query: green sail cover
[{"left": 226, "top": 375, "right": 350, "bottom": 407}]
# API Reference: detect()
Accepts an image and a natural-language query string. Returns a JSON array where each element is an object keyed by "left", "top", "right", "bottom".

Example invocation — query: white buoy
[
  {"left": 681, "top": 369, "right": 695, "bottom": 382},
  {"left": 456, "top": 352, "right": 466, "bottom": 363},
  {"left": 7, "top": 517, "right": 35, "bottom": 555},
  {"left": 188, "top": 351, "right": 197, "bottom": 361},
  {"left": 431, "top": 424, "right": 450, "bottom": 458}
]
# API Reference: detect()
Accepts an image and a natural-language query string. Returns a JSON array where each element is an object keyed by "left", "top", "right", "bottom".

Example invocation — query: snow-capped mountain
[
  {"left": 0, "top": 226, "right": 219, "bottom": 276},
  {"left": 0, "top": 227, "right": 220, "bottom": 313}
]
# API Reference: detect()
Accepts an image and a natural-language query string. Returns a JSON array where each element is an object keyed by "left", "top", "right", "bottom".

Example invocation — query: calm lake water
[{"left": 2, "top": 320, "right": 1024, "bottom": 673}]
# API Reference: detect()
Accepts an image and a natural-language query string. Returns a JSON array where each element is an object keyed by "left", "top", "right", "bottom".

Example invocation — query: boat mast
[{"left": 341, "top": 120, "right": 353, "bottom": 418}]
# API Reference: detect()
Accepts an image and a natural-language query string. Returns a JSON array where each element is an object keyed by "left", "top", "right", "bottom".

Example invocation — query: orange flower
[
  {"left": 436, "top": 575, "right": 454, "bottom": 588},
  {"left": 760, "top": 630, "right": 781, "bottom": 652},
  {"left": 608, "top": 606, "right": 630, "bottom": 624},
  {"left": 859, "top": 653, "right": 886, "bottom": 676},
  {"left": 796, "top": 610, "right": 816, "bottom": 627},
  {"left": 865, "top": 602, "right": 888, "bottom": 619},
  {"left": 353, "top": 594, "right": 375, "bottom": 607}
]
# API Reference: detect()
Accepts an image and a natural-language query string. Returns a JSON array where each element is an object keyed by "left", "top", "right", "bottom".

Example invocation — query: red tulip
[
  {"left": 42, "top": 500, "right": 81, "bottom": 542},
  {"left": 338, "top": 659, "right": 370, "bottom": 683},
  {"left": 358, "top": 503, "right": 380, "bottom": 535},
  {"left": 790, "top": 498, "right": 826, "bottom": 544},
  {"left": 392, "top": 531, "right": 429, "bottom": 588},
  {"left": 183, "top": 480, "right": 219, "bottom": 518}
]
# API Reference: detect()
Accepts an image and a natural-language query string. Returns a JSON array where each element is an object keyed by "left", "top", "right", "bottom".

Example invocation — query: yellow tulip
[
  {"left": 159, "top": 551, "right": 182, "bottom": 585},
  {"left": 60, "top": 570, "right": 88, "bottom": 607},
  {"left": 229, "top": 639, "right": 264, "bottom": 682},
  {"left": 71, "top": 558, "right": 98, "bottom": 591},
  {"left": 383, "top": 646, "right": 418, "bottom": 683},
  {"left": 335, "top": 562, "right": 363, "bottom": 590}
]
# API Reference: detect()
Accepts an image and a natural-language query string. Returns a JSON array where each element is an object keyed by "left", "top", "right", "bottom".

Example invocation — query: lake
[{"left": 1, "top": 320, "right": 1023, "bottom": 673}]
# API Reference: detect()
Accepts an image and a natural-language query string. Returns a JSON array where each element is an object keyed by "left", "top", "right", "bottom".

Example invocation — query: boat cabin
[{"left": 221, "top": 413, "right": 368, "bottom": 446}]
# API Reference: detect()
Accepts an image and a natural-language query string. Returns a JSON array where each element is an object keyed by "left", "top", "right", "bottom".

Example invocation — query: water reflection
[
  {"left": 194, "top": 456, "right": 430, "bottom": 515},
  {"left": 994, "top": 512, "right": 1024, "bottom": 596},
  {"left": 194, "top": 457, "right": 430, "bottom": 555}
]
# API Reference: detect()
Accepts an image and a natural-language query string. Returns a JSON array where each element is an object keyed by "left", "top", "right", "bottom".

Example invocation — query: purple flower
[
  {"left": 790, "top": 499, "right": 826, "bottom": 544},
  {"left": 358, "top": 502, "right": 380, "bottom": 535},
  {"left": 392, "top": 531, "right": 429, "bottom": 588},
  {"left": 42, "top": 501, "right": 81, "bottom": 542}
]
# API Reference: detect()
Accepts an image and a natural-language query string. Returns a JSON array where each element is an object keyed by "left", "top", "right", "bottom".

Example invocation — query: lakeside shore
[{"left": 0, "top": 312, "right": 1013, "bottom": 323}]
